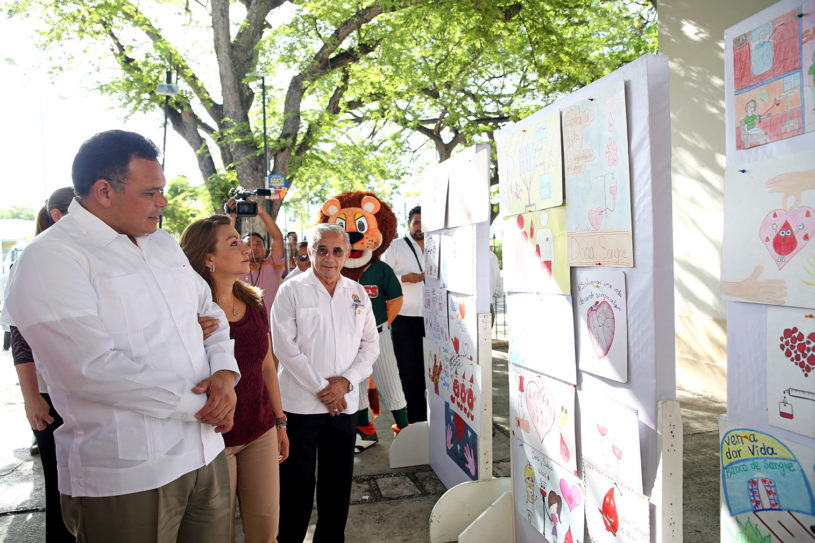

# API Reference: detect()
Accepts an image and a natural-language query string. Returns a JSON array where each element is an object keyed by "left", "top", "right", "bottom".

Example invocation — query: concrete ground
[{"left": 0, "top": 345, "right": 723, "bottom": 542}]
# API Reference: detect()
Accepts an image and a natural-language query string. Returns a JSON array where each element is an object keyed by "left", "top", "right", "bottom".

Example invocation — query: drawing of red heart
[
  {"left": 597, "top": 424, "right": 608, "bottom": 437},
  {"left": 778, "top": 326, "right": 815, "bottom": 377},
  {"left": 525, "top": 380, "right": 555, "bottom": 443},
  {"left": 588, "top": 208, "right": 603, "bottom": 231},
  {"left": 453, "top": 412, "right": 466, "bottom": 441},
  {"left": 560, "top": 479, "right": 582, "bottom": 511},
  {"left": 587, "top": 301, "right": 615, "bottom": 359},
  {"left": 612, "top": 443, "right": 622, "bottom": 460},
  {"left": 459, "top": 302, "right": 466, "bottom": 320},
  {"left": 560, "top": 433, "right": 570, "bottom": 463},
  {"left": 759, "top": 207, "right": 815, "bottom": 270},
  {"left": 452, "top": 336, "right": 460, "bottom": 354}
]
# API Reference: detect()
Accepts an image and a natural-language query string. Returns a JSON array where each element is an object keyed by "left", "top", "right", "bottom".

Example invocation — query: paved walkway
[{"left": 0, "top": 345, "right": 722, "bottom": 542}]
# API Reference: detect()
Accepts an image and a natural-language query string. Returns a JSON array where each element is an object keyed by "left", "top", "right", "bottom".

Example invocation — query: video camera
[{"left": 228, "top": 186, "right": 272, "bottom": 217}]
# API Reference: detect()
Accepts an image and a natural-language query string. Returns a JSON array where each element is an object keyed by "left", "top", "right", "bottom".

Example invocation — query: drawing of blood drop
[
  {"left": 564, "top": 528, "right": 573, "bottom": 543},
  {"left": 601, "top": 486, "right": 619, "bottom": 535},
  {"left": 560, "top": 433, "right": 570, "bottom": 463},
  {"left": 773, "top": 220, "right": 798, "bottom": 257}
]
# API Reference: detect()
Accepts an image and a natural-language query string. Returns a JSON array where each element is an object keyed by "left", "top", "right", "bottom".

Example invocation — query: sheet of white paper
[
  {"left": 564, "top": 81, "right": 634, "bottom": 267},
  {"left": 584, "top": 462, "right": 650, "bottom": 543},
  {"left": 765, "top": 306, "right": 815, "bottom": 438},
  {"left": 422, "top": 286, "right": 449, "bottom": 344},
  {"left": 506, "top": 292, "right": 577, "bottom": 384},
  {"left": 420, "top": 163, "right": 449, "bottom": 233},
  {"left": 447, "top": 292, "right": 477, "bottom": 363},
  {"left": 509, "top": 363, "right": 577, "bottom": 473},
  {"left": 575, "top": 270, "right": 629, "bottom": 383},
  {"left": 502, "top": 207, "right": 570, "bottom": 294},
  {"left": 579, "top": 390, "right": 643, "bottom": 492},
  {"left": 721, "top": 150, "right": 815, "bottom": 308},
  {"left": 513, "top": 439, "right": 585, "bottom": 543},
  {"left": 424, "top": 233, "right": 440, "bottom": 280},
  {"left": 440, "top": 225, "right": 476, "bottom": 295},
  {"left": 446, "top": 145, "right": 491, "bottom": 229}
]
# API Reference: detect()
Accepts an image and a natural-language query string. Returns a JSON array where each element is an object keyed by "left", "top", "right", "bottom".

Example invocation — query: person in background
[
  {"left": 272, "top": 224, "right": 378, "bottom": 542},
  {"left": 226, "top": 198, "right": 285, "bottom": 319},
  {"left": 6, "top": 186, "right": 75, "bottom": 542},
  {"left": 284, "top": 241, "right": 311, "bottom": 281},
  {"left": 285, "top": 231, "right": 299, "bottom": 275},
  {"left": 3, "top": 130, "right": 239, "bottom": 542},
  {"left": 382, "top": 205, "right": 427, "bottom": 423},
  {"left": 181, "top": 215, "right": 289, "bottom": 543}
]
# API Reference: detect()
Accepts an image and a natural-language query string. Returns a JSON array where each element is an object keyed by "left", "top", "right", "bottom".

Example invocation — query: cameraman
[{"left": 226, "top": 197, "right": 286, "bottom": 318}]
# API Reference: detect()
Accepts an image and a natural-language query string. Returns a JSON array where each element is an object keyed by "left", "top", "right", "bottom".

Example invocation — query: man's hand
[
  {"left": 278, "top": 428, "right": 290, "bottom": 462},
  {"left": 197, "top": 315, "right": 219, "bottom": 340},
  {"left": 402, "top": 272, "right": 425, "bottom": 284},
  {"left": 193, "top": 369, "right": 237, "bottom": 433},
  {"left": 25, "top": 394, "right": 54, "bottom": 431},
  {"left": 318, "top": 376, "right": 350, "bottom": 415}
]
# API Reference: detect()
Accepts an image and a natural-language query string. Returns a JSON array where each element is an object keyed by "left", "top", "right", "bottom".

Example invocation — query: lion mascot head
[{"left": 318, "top": 191, "right": 397, "bottom": 282}]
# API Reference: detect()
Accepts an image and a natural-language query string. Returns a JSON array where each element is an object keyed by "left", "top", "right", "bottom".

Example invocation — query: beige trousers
[
  {"left": 225, "top": 427, "right": 280, "bottom": 543},
  {"left": 61, "top": 451, "right": 230, "bottom": 543}
]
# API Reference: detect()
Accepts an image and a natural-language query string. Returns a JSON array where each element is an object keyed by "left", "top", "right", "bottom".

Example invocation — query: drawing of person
[
  {"left": 740, "top": 99, "right": 770, "bottom": 147},
  {"left": 547, "top": 490, "right": 563, "bottom": 542},
  {"left": 750, "top": 25, "right": 773, "bottom": 76},
  {"left": 525, "top": 463, "right": 538, "bottom": 522}
]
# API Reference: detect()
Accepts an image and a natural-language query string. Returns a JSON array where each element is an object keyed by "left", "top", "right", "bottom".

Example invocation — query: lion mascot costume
[{"left": 319, "top": 191, "right": 409, "bottom": 450}]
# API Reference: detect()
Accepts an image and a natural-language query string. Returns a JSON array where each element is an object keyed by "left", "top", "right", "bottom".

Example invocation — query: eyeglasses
[
  {"left": 315, "top": 246, "right": 346, "bottom": 257},
  {"left": 297, "top": 254, "right": 309, "bottom": 262}
]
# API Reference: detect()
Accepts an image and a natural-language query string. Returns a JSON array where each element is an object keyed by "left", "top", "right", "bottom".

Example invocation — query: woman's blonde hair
[{"left": 180, "top": 214, "right": 263, "bottom": 309}]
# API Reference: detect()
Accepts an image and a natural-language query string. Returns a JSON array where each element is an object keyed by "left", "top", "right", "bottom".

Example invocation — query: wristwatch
[
  {"left": 275, "top": 415, "right": 287, "bottom": 430},
  {"left": 347, "top": 380, "right": 354, "bottom": 393}
]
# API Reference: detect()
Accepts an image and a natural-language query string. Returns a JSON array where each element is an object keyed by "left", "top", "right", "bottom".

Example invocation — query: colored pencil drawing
[
  {"left": 440, "top": 344, "right": 481, "bottom": 430},
  {"left": 509, "top": 364, "right": 577, "bottom": 473},
  {"left": 803, "top": 1, "right": 815, "bottom": 135},
  {"left": 579, "top": 390, "right": 643, "bottom": 492},
  {"left": 424, "top": 233, "right": 440, "bottom": 280},
  {"left": 575, "top": 270, "right": 628, "bottom": 383},
  {"left": 766, "top": 306, "right": 815, "bottom": 438},
  {"left": 584, "top": 462, "right": 650, "bottom": 543},
  {"left": 440, "top": 225, "right": 476, "bottom": 295},
  {"left": 423, "top": 286, "right": 449, "bottom": 344},
  {"left": 506, "top": 292, "right": 577, "bottom": 385},
  {"left": 448, "top": 292, "right": 477, "bottom": 363},
  {"left": 446, "top": 145, "right": 491, "bottom": 229},
  {"left": 721, "top": 151, "right": 815, "bottom": 308},
  {"left": 445, "top": 401, "right": 478, "bottom": 480},
  {"left": 502, "top": 206, "right": 570, "bottom": 295},
  {"left": 513, "top": 440, "right": 585, "bottom": 543},
  {"left": 734, "top": 75, "right": 803, "bottom": 150},
  {"left": 564, "top": 82, "right": 633, "bottom": 267},
  {"left": 496, "top": 110, "right": 564, "bottom": 215},
  {"left": 732, "top": 8, "right": 800, "bottom": 92}
]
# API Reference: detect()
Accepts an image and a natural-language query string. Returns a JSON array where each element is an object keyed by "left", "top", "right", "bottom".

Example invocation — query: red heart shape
[
  {"left": 453, "top": 412, "right": 466, "bottom": 441},
  {"left": 779, "top": 327, "right": 814, "bottom": 377}
]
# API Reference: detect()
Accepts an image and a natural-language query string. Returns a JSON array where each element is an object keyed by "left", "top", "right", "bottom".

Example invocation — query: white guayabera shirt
[{"left": 3, "top": 199, "right": 240, "bottom": 498}]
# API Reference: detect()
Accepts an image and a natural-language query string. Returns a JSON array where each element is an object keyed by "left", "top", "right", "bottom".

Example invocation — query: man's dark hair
[
  {"left": 72, "top": 130, "right": 160, "bottom": 197},
  {"left": 408, "top": 205, "right": 421, "bottom": 222},
  {"left": 286, "top": 231, "right": 298, "bottom": 240},
  {"left": 297, "top": 241, "right": 309, "bottom": 249},
  {"left": 242, "top": 231, "right": 266, "bottom": 248}
]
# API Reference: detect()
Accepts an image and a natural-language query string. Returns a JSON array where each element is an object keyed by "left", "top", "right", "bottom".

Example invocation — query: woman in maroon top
[{"left": 181, "top": 215, "right": 289, "bottom": 543}]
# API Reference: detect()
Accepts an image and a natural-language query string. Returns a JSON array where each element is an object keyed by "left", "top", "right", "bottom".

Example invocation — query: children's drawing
[
  {"left": 509, "top": 364, "right": 577, "bottom": 473},
  {"left": 575, "top": 270, "right": 628, "bottom": 383},
  {"left": 423, "top": 337, "right": 445, "bottom": 398},
  {"left": 513, "top": 440, "right": 585, "bottom": 542},
  {"left": 448, "top": 292, "right": 477, "bottom": 363},
  {"left": 440, "top": 344, "right": 482, "bottom": 431},
  {"left": 584, "top": 462, "right": 650, "bottom": 543},
  {"left": 424, "top": 233, "right": 440, "bottom": 280},
  {"left": 766, "top": 306, "right": 815, "bottom": 438},
  {"left": 732, "top": 8, "right": 800, "bottom": 92},
  {"left": 420, "top": 162, "right": 449, "bottom": 233},
  {"left": 721, "top": 150, "right": 815, "bottom": 308},
  {"left": 445, "top": 401, "right": 478, "bottom": 480},
  {"left": 735, "top": 75, "right": 804, "bottom": 149},
  {"left": 496, "top": 110, "right": 564, "bottom": 215},
  {"left": 440, "top": 225, "right": 476, "bottom": 295},
  {"left": 502, "top": 206, "right": 570, "bottom": 295},
  {"left": 446, "top": 145, "right": 491, "bottom": 228},
  {"left": 564, "top": 81, "right": 633, "bottom": 267},
  {"left": 579, "top": 390, "right": 643, "bottom": 492},
  {"left": 804, "top": 2, "right": 815, "bottom": 133},
  {"left": 719, "top": 420, "right": 815, "bottom": 541},
  {"left": 423, "top": 286, "right": 449, "bottom": 344},
  {"left": 506, "top": 292, "right": 577, "bottom": 385}
]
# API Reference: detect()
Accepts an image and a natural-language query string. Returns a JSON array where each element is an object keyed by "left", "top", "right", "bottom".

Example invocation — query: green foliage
[
  {"left": 160, "top": 176, "right": 212, "bottom": 238},
  {"left": 0, "top": 205, "right": 37, "bottom": 220},
  {"left": 725, "top": 517, "right": 772, "bottom": 543}
]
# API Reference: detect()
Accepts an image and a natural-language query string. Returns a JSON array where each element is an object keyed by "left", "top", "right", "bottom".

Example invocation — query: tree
[
  {"left": 0, "top": 205, "right": 36, "bottom": 220},
  {"left": 7, "top": 0, "right": 656, "bottom": 220},
  {"left": 160, "top": 176, "right": 213, "bottom": 237}
]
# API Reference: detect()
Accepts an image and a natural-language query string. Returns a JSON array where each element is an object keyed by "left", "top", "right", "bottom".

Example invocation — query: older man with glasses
[{"left": 271, "top": 223, "right": 378, "bottom": 542}]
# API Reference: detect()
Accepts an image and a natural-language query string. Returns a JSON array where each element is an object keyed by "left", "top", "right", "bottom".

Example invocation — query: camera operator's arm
[
  {"left": 257, "top": 201, "right": 285, "bottom": 261},
  {"left": 224, "top": 198, "right": 238, "bottom": 227}
]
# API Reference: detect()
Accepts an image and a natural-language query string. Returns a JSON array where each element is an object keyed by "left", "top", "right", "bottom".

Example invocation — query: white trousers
[{"left": 358, "top": 325, "right": 407, "bottom": 412}]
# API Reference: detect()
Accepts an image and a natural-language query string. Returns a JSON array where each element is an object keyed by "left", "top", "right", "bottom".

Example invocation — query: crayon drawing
[
  {"left": 509, "top": 364, "right": 577, "bottom": 473},
  {"left": 502, "top": 206, "right": 570, "bottom": 295},
  {"left": 440, "top": 225, "right": 476, "bottom": 295},
  {"left": 446, "top": 145, "right": 491, "bottom": 229},
  {"left": 423, "top": 286, "right": 449, "bottom": 345},
  {"left": 584, "top": 462, "right": 650, "bottom": 543},
  {"left": 423, "top": 337, "right": 445, "bottom": 398},
  {"left": 506, "top": 292, "right": 577, "bottom": 385},
  {"left": 766, "top": 306, "right": 815, "bottom": 438},
  {"left": 575, "top": 270, "right": 628, "bottom": 383},
  {"left": 563, "top": 81, "right": 633, "bottom": 267},
  {"left": 721, "top": 150, "right": 815, "bottom": 308},
  {"left": 804, "top": 0, "right": 815, "bottom": 133},
  {"left": 734, "top": 74, "right": 803, "bottom": 149},
  {"left": 424, "top": 233, "right": 440, "bottom": 280},
  {"left": 579, "top": 390, "right": 643, "bottom": 492},
  {"left": 448, "top": 292, "right": 477, "bottom": 363},
  {"left": 496, "top": 110, "right": 564, "bottom": 215},
  {"left": 513, "top": 440, "right": 585, "bottom": 543},
  {"left": 720, "top": 420, "right": 815, "bottom": 542},
  {"left": 445, "top": 401, "right": 478, "bottom": 480},
  {"left": 441, "top": 343, "right": 482, "bottom": 431},
  {"left": 732, "top": 8, "right": 800, "bottom": 92}
]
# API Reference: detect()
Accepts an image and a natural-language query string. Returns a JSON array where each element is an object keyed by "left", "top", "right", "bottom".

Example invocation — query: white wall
[{"left": 659, "top": 0, "right": 776, "bottom": 399}]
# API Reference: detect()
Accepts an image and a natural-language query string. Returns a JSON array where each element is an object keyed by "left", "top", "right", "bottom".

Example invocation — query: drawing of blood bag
[{"left": 779, "top": 398, "right": 793, "bottom": 419}]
